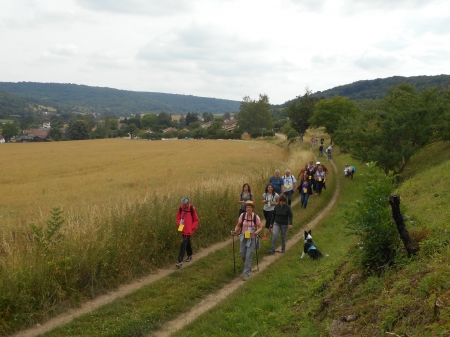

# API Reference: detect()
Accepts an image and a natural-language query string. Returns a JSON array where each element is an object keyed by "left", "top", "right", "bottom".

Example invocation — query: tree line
[{"left": 285, "top": 83, "right": 450, "bottom": 175}]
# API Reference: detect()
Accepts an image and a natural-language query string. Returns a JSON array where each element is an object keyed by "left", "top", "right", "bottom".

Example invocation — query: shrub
[{"left": 345, "top": 162, "right": 400, "bottom": 274}]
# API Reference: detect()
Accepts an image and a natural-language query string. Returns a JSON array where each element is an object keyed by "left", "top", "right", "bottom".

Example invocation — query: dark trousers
[
  {"left": 284, "top": 190, "right": 294, "bottom": 205},
  {"left": 263, "top": 210, "right": 273, "bottom": 228},
  {"left": 178, "top": 235, "right": 192, "bottom": 263}
]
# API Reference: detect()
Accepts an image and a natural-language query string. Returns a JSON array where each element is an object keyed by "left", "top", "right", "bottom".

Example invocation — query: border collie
[{"left": 301, "top": 230, "right": 323, "bottom": 259}]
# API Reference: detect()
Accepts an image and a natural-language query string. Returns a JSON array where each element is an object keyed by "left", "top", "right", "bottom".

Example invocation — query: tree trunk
[{"left": 388, "top": 194, "right": 419, "bottom": 256}]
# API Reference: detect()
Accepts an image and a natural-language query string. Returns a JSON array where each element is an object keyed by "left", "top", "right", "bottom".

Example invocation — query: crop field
[
  {"left": 0, "top": 137, "right": 315, "bottom": 334},
  {"left": 1, "top": 138, "right": 286, "bottom": 226}
]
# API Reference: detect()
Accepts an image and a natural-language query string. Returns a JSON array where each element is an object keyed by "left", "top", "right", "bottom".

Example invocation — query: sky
[{"left": 1, "top": 0, "right": 449, "bottom": 104}]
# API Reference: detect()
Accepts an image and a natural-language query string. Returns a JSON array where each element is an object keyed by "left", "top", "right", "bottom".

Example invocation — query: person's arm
[
  {"left": 273, "top": 194, "right": 279, "bottom": 205},
  {"left": 261, "top": 193, "right": 266, "bottom": 204},
  {"left": 251, "top": 193, "right": 255, "bottom": 202},
  {"left": 255, "top": 216, "right": 262, "bottom": 235},
  {"left": 280, "top": 178, "right": 284, "bottom": 193},
  {"left": 323, "top": 172, "right": 327, "bottom": 182},
  {"left": 288, "top": 206, "right": 293, "bottom": 228},
  {"left": 293, "top": 177, "right": 297, "bottom": 191},
  {"left": 233, "top": 214, "right": 243, "bottom": 234},
  {"left": 192, "top": 207, "right": 199, "bottom": 230}
]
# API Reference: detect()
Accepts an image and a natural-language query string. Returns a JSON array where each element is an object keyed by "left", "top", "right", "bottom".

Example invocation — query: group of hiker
[{"left": 174, "top": 144, "right": 356, "bottom": 280}]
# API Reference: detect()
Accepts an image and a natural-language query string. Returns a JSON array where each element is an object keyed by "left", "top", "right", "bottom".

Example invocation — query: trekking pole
[
  {"left": 255, "top": 236, "right": 259, "bottom": 272},
  {"left": 231, "top": 230, "right": 236, "bottom": 274}
]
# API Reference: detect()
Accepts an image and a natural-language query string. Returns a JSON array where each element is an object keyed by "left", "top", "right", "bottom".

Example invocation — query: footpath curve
[
  {"left": 151, "top": 156, "right": 340, "bottom": 337},
  {"left": 12, "top": 156, "right": 339, "bottom": 337}
]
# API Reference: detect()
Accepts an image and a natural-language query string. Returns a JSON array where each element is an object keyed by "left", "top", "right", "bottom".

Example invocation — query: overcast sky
[{"left": 1, "top": 0, "right": 449, "bottom": 104}]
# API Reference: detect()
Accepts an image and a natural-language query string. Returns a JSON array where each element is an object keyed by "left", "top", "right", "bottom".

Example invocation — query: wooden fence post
[{"left": 388, "top": 194, "right": 419, "bottom": 257}]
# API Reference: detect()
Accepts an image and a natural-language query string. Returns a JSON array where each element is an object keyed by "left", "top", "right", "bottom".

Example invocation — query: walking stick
[
  {"left": 255, "top": 236, "right": 259, "bottom": 272},
  {"left": 232, "top": 231, "right": 236, "bottom": 274}
]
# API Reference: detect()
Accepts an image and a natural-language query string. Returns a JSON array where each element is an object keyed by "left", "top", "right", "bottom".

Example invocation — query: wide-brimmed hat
[
  {"left": 316, "top": 161, "right": 321, "bottom": 165},
  {"left": 244, "top": 200, "right": 254, "bottom": 208}
]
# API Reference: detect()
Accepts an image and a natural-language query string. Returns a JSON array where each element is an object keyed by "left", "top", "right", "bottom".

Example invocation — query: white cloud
[{"left": 74, "top": 0, "right": 192, "bottom": 16}]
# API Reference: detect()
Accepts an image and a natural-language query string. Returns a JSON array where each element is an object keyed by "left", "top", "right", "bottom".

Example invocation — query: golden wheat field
[{"left": 1, "top": 138, "right": 290, "bottom": 227}]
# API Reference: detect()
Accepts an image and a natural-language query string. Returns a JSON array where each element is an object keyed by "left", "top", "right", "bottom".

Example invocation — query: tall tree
[
  {"left": 237, "top": 94, "right": 273, "bottom": 136},
  {"left": 285, "top": 89, "right": 321, "bottom": 142},
  {"left": 202, "top": 112, "right": 214, "bottom": 122},
  {"left": 67, "top": 120, "right": 89, "bottom": 140},
  {"left": 1, "top": 122, "right": 20, "bottom": 141},
  {"left": 309, "top": 95, "right": 359, "bottom": 143},
  {"left": 185, "top": 112, "right": 199, "bottom": 126},
  {"left": 334, "top": 83, "right": 449, "bottom": 175}
]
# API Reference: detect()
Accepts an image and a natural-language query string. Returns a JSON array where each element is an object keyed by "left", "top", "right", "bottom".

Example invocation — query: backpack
[
  {"left": 178, "top": 205, "right": 195, "bottom": 222},
  {"left": 239, "top": 212, "right": 257, "bottom": 230}
]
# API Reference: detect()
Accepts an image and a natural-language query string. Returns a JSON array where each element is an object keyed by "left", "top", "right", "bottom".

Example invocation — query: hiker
[
  {"left": 325, "top": 145, "right": 332, "bottom": 161},
  {"left": 232, "top": 201, "right": 262, "bottom": 281},
  {"left": 176, "top": 196, "right": 199, "bottom": 268},
  {"left": 298, "top": 173, "right": 313, "bottom": 209},
  {"left": 238, "top": 183, "right": 254, "bottom": 216},
  {"left": 269, "top": 169, "right": 284, "bottom": 195},
  {"left": 297, "top": 163, "right": 308, "bottom": 181},
  {"left": 319, "top": 143, "right": 324, "bottom": 157},
  {"left": 306, "top": 161, "right": 316, "bottom": 189},
  {"left": 314, "top": 165, "right": 326, "bottom": 195},
  {"left": 268, "top": 194, "right": 293, "bottom": 254},
  {"left": 261, "top": 183, "right": 279, "bottom": 240},
  {"left": 344, "top": 164, "right": 356, "bottom": 179},
  {"left": 282, "top": 169, "right": 297, "bottom": 206}
]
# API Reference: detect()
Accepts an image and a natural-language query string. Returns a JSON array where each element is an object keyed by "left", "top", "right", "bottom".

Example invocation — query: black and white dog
[{"left": 301, "top": 230, "right": 323, "bottom": 259}]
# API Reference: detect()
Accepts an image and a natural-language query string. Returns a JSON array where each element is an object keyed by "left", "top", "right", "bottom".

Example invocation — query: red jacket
[{"left": 176, "top": 203, "right": 199, "bottom": 236}]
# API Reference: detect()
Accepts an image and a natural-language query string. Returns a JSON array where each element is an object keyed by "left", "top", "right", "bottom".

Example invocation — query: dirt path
[
  {"left": 11, "top": 157, "right": 339, "bottom": 337},
  {"left": 151, "top": 157, "right": 340, "bottom": 337}
]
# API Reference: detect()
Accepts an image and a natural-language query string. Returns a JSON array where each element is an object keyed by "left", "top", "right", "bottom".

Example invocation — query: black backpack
[{"left": 178, "top": 205, "right": 196, "bottom": 222}]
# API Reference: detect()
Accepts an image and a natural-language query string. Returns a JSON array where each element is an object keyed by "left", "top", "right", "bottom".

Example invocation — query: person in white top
[
  {"left": 261, "top": 183, "right": 279, "bottom": 240},
  {"left": 282, "top": 169, "right": 297, "bottom": 206}
]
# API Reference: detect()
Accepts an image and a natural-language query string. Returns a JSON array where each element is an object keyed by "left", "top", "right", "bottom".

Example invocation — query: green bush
[{"left": 345, "top": 162, "right": 400, "bottom": 274}]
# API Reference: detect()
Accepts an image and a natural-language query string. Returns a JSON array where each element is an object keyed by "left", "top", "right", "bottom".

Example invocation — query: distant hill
[
  {"left": 276, "top": 74, "right": 450, "bottom": 108},
  {"left": 0, "top": 89, "right": 37, "bottom": 118},
  {"left": 0, "top": 82, "right": 241, "bottom": 117}
]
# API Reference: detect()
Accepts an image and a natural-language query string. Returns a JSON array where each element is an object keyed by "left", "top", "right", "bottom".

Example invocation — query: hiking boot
[
  {"left": 281, "top": 249, "right": 285, "bottom": 253},
  {"left": 268, "top": 248, "right": 275, "bottom": 255},
  {"left": 261, "top": 235, "right": 266, "bottom": 240},
  {"left": 176, "top": 262, "right": 182, "bottom": 269},
  {"left": 243, "top": 275, "right": 249, "bottom": 281},
  {"left": 185, "top": 256, "right": 192, "bottom": 262}
]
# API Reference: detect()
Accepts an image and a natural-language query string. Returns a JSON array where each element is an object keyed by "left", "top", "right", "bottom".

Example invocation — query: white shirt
[{"left": 282, "top": 174, "right": 296, "bottom": 191}]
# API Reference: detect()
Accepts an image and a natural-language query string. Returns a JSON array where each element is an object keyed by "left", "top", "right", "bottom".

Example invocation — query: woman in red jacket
[{"left": 176, "top": 196, "right": 199, "bottom": 268}]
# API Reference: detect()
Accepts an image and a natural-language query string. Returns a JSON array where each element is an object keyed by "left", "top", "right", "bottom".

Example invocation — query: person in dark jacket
[
  {"left": 176, "top": 196, "right": 199, "bottom": 268},
  {"left": 268, "top": 194, "right": 293, "bottom": 254}
]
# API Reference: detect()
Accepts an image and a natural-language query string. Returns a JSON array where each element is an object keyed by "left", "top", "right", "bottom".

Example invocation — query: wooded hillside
[
  {"left": 276, "top": 74, "right": 450, "bottom": 107},
  {"left": 0, "top": 82, "right": 240, "bottom": 116}
]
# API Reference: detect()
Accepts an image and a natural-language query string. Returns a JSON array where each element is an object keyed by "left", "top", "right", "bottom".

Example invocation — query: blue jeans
[
  {"left": 301, "top": 193, "right": 310, "bottom": 208},
  {"left": 284, "top": 190, "right": 293, "bottom": 205}
]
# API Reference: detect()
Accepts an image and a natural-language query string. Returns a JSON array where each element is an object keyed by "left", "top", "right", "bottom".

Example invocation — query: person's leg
[
  {"left": 240, "top": 237, "right": 246, "bottom": 262},
  {"left": 303, "top": 193, "right": 309, "bottom": 208},
  {"left": 286, "top": 190, "right": 292, "bottom": 205},
  {"left": 243, "top": 240, "right": 254, "bottom": 278},
  {"left": 263, "top": 210, "right": 271, "bottom": 238},
  {"left": 270, "top": 224, "right": 280, "bottom": 253},
  {"left": 301, "top": 193, "right": 305, "bottom": 206},
  {"left": 185, "top": 236, "right": 192, "bottom": 257},
  {"left": 177, "top": 235, "right": 188, "bottom": 265},
  {"left": 280, "top": 225, "right": 288, "bottom": 252}
]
